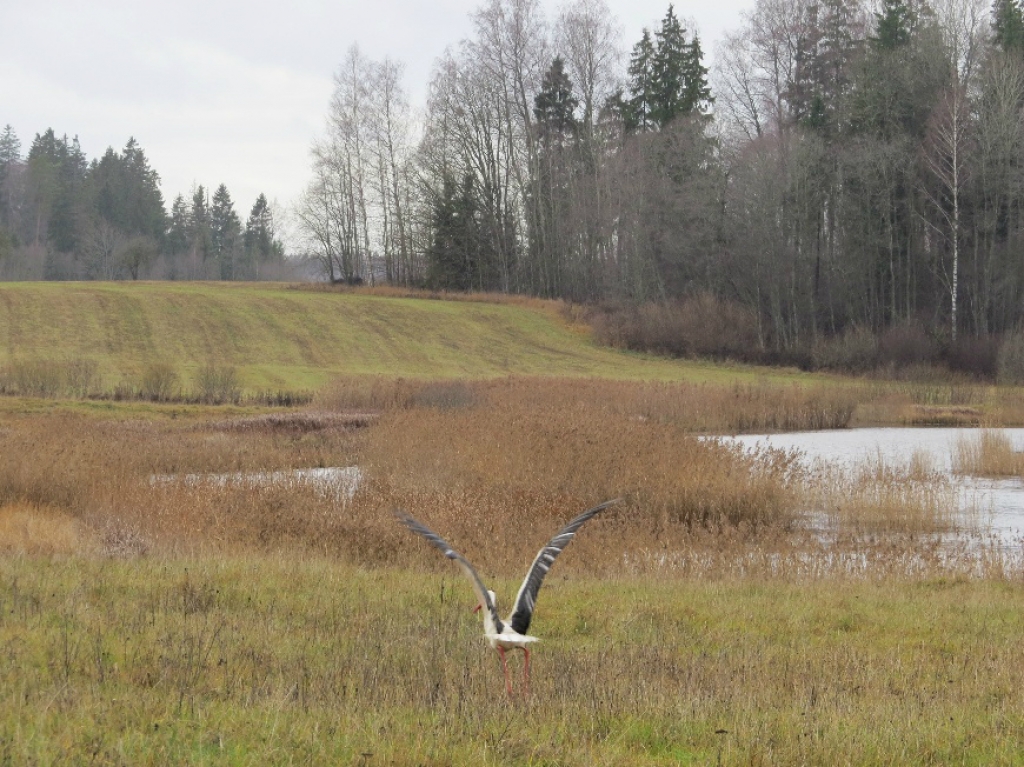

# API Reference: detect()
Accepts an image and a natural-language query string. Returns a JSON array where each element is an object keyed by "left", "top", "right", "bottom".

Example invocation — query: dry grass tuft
[
  {"left": 0, "top": 501, "right": 89, "bottom": 555},
  {"left": 813, "top": 454, "right": 962, "bottom": 536},
  {"left": 953, "top": 429, "right": 1024, "bottom": 477}
]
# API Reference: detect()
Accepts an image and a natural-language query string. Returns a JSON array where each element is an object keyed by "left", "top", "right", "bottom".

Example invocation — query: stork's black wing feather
[
  {"left": 395, "top": 511, "right": 503, "bottom": 632},
  {"left": 507, "top": 498, "right": 622, "bottom": 636}
]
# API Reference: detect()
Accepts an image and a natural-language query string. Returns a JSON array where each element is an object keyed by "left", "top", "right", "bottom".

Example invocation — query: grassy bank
[
  {"left": 0, "top": 282, "right": 804, "bottom": 394},
  {"left": 4, "top": 282, "right": 1024, "bottom": 426}
]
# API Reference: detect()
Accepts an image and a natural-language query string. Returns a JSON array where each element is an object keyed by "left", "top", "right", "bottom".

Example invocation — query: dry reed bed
[
  {"left": 0, "top": 376, "right": 1005, "bottom": 579},
  {"left": 314, "top": 374, "right": 861, "bottom": 433},
  {"left": 954, "top": 429, "right": 1024, "bottom": 477}
]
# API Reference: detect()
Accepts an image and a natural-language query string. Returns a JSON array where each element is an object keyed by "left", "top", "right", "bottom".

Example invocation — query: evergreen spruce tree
[
  {"left": 210, "top": 183, "right": 241, "bottom": 280},
  {"left": 426, "top": 173, "right": 483, "bottom": 291},
  {"left": 168, "top": 194, "right": 189, "bottom": 257},
  {"left": 0, "top": 125, "right": 20, "bottom": 168},
  {"left": 636, "top": 5, "right": 712, "bottom": 130},
  {"left": 119, "top": 138, "right": 166, "bottom": 242},
  {"left": 993, "top": 0, "right": 1024, "bottom": 54},
  {"left": 682, "top": 33, "right": 712, "bottom": 117},
  {"left": 188, "top": 186, "right": 212, "bottom": 265},
  {"left": 244, "top": 193, "right": 282, "bottom": 277},
  {"left": 534, "top": 57, "right": 580, "bottom": 145},
  {"left": 873, "top": 0, "right": 914, "bottom": 50},
  {"left": 625, "top": 29, "right": 656, "bottom": 132},
  {"left": 651, "top": 5, "right": 690, "bottom": 127},
  {"left": 0, "top": 125, "right": 21, "bottom": 231},
  {"left": 27, "top": 131, "right": 87, "bottom": 255}
]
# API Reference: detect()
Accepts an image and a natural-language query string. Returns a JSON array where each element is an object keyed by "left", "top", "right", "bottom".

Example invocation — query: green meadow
[{"left": 0, "top": 282, "right": 798, "bottom": 391}]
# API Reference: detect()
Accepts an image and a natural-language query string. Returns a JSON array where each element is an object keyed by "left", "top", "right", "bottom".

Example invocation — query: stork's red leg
[
  {"left": 522, "top": 647, "right": 531, "bottom": 697},
  {"left": 498, "top": 646, "right": 513, "bottom": 696}
]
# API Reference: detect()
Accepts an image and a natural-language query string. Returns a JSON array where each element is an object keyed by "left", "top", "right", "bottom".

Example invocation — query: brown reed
[
  {"left": 953, "top": 429, "right": 1024, "bottom": 477},
  {"left": 0, "top": 376, "right": 973, "bottom": 572}
]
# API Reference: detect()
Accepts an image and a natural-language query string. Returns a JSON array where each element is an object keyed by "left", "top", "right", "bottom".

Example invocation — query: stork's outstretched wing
[
  {"left": 507, "top": 498, "right": 622, "bottom": 636},
  {"left": 396, "top": 511, "right": 504, "bottom": 632}
]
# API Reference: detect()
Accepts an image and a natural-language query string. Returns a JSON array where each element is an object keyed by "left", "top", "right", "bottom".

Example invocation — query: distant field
[{"left": 0, "top": 282, "right": 809, "bottom": 392}]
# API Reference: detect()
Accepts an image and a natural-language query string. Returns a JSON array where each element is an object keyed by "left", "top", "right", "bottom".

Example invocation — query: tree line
[
  {"left": 299, "top": 0, "right": 1024, "bottom": 360},
  {"left": 0, "top": 129, "right": 286, "bottom": 280}
]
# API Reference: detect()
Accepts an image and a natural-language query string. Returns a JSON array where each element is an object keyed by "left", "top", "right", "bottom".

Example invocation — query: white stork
[{"left": 396, "top": 498, "right": 622, "bottom": 696}]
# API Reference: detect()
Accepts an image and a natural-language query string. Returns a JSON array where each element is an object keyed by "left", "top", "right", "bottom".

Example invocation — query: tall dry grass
[
  {"left": 0, "top": 376, "right": 981, "bottom": 575},
  {"left": 315, "top": 375, "right": 858, "bottom": 433},
  {"left": 0, "top": 501, "right": 87, "bottom": 555},
  {"left": 809, "top": 452, "right": 963, "bottom": 537},
  {"left": 953, "top": 429, "right": 1024, "bottom": 477}
]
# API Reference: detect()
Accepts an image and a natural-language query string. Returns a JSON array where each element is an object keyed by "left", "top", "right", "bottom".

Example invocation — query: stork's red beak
[{"left": 472, "top": 603, "right": 482, "bottom": 613}]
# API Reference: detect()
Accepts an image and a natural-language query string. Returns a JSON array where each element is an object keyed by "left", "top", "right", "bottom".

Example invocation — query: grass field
[
  {"left": 2, "top": 283, "right": 1024, "bottom": 764},
  {"left": 3, "top": 552, "right": 1022, "bottom": 765},
  {"left": 0, "top": 282, "right": 804, "bottom": 393}
]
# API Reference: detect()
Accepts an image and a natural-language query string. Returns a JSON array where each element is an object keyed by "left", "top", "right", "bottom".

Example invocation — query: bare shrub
[
  {"left": 997, "top": 329, "right": 1024, "bottom": 385},
  {"left": 140, "top": 361, "right": 180, "bottom": 402},
  {"left": 946, "top": 334, "right": 999, "bottom": 379},
  {"left": 589, "top": 293, "right": 763, "bottom": 362},
  {"left": 811, "top": 326, "right": 878, "bottom": 373},
  {"left": 63, "top": 358, "right": 100, "bottom": 398},
  {"left": 0, "top": 359, "right": 67, "bottom": 397},
  {"left": 193, "top": 364, "right": 241, "bottom": 404},
  {"left": 0, "top": 357, "right": 99, "bottom": 398},
  {"left": 877, "top": 320, "right": 939, "bottom": 370}
]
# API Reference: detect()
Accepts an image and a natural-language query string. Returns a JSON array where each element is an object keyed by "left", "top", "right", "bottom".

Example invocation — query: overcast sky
[{"left": 1, "top": 0, "right": 753, "bottom": 230}]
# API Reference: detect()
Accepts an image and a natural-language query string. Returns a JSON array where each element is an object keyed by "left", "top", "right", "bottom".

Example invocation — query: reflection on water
[{"left": 716, "top": 428, "right": 1024, "bottom": 546}]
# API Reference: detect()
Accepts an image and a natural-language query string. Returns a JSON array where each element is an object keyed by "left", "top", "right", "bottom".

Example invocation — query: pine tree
[
  {"left": 993, "top": 0, "right": 1024, "bottom": 54},
  {"left": 244, "top": 193, "right": 282, "bottom": 277},
  {"left": 0, "top": 125, "right": 22, "bottom": 230},
  {"left": 624, "top": 29, "right": 656, "bottom": 132},
  {"left": 534, "top": 57, "right": 580, "bottom": 145},
  {"left": 210, "top": 183, "right": 241, "bottom": 280},
  {"left": 651, "top": 5, "right": 689, "bottom": 127},
  {"left": 168, "top": 194, "right": 189, "bottom": 257},
  {"left": 188, "top": 186, "right": 212, "bottom": 265},
  {"left": 873, "top": 0, "right": 914, "bottom": 50}
]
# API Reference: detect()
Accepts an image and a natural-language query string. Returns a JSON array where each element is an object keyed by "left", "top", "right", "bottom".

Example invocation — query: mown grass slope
[{"left": 0, "top": 282, "right": 806, "bottom": 391}]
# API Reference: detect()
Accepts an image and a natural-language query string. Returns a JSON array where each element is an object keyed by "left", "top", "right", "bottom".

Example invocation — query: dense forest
[
  {"left": 295, "top": 0, "right": 1024, "bottom": 367},
  {"left": 0, "top": 129, "right": 287, "bottom": 281}
]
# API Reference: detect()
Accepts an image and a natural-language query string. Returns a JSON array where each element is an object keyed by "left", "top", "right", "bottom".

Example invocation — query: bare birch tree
[{"left": 922, "top": 85, "right": 972, "bottom": 341}]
